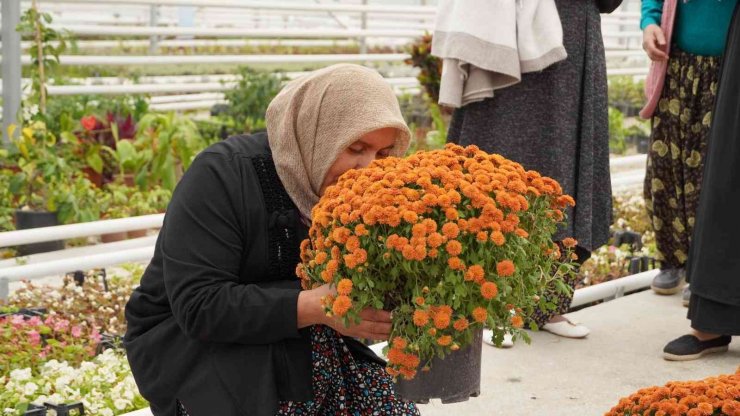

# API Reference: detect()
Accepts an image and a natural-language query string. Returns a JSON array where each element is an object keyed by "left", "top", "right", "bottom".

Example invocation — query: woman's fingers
[
  {"left": 643, "top": 25, "right": 668, "bottom": 61},
  {"left": 358, "top": 308, "right": 392, "bottom": 323}
]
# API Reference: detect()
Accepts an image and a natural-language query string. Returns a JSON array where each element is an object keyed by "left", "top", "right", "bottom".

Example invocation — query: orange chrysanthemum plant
[
  {"left": 297, "top": 143, "right": 578, "bottom": 380},
  {"left": 605, "top": 368, "right": 740, "bottom": 416}
]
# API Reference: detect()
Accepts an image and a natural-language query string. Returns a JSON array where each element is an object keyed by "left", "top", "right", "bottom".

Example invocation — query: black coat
[
  {"left": 687, "top": 3, "right": 740, "bottom": 308},
  {"left": 124, "top": 134, "right": 383, "bottom": 416}
]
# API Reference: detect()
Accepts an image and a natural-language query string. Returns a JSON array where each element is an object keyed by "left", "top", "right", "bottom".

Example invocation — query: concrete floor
[{"left": 416, "top": 289, "right": 739, "bottom": 416}]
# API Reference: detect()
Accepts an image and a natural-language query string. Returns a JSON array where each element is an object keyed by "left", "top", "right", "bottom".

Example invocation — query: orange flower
[
  {"left": 481, "top": 282, "right": 499, "bottom": 300},
  {"left": 314, "top": 251, "right": 328, "bottom": 265},
  {"left": 353, "top": 248, "right": 367, "bottom": 264},
  {"left": 387, "top": 347, "right": 405, "bottom": 365},
  {"left": 511, "top": 315, "right": 524, "bottom": 328},
  {"left": 402, "top": 353, "right": 421, "bottom": 369},
  {"left": 402, "top": 210, "right": 418, "bottom": 223},
  {"left": 415, "top": 296, "right": 425, "bottom": 306},
  {"left": 337, "top": 278, "right": 353, "bottom": 295},
  {"left": 433, "top": 312, "right": 451, "bottom": 329},
  {"left": 490, "top": 231, "right": 506, "bottom": 246},
  {"left": 453, "top": 318, "right": 469, "bottom": 332},
  {"left": 399, "top": 367, "right": 417, "bottom": 380},
  {"left": 427, "top": 232, "right": 445, "bottom": 248},
  {"left": 496, "top": 260, "right": 516, "bottom": 277},
  {"left": 445, "top": 208, "right": 459, "bottom": 220},
  {"left": 472, "top": 307, "right": 488, "bottom": 323},
  {"left": 465, "top": 265, "right": 485, "bottom": 282},
  {"left": 445, "top": 240, "right": 463, "bottom": 256},
  {"left": 412, "top": 223, "right": 427, "bottom": 238},
  {"left": 345, "top": 235, "right": 361, "bottom": 252},
  {"left": 354, "top": 224, "right": 369, "bottom": 236},
  {"left": 441, "top": 222, "right": 460, "bottom": 239},
  {"left": 413, "top": 310, "right": 430, "bottom": 327},
  {"left": 332, "top": 295, "right": 352, "bottom": 316},
  {"left": 331, "top": 227, "right": 351, "bottom": 244},
  {"left": 402, "top": 245, "right": 416, "bottom": 261},
  {"left": 562, "top": 237, "right": 578, "bottom": 248},
  {"left": 392, "top": 337, "right": 408, "bottom": 349},
  {"left": 447, "top": 257, "right": 466, "bottom": 271},
  {"left": 386, "top": 367, "right": 400, "bottom": 378},
  {"left": 436, "top": 335, "right": 452, "bottom": 346},
  {"left": 476, "top": 231, "right": 489, "bottom": 242},
  {"left": 515, "top": 228, "right": 529, "bottom": 238}
]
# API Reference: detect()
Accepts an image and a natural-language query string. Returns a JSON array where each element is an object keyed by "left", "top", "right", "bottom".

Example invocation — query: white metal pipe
[
  {"left": 45, "top": 0, "right": 439, "bottom": 15},
  {"left": 571, "top": 269, "right": 658, "bottom": 308},
  {"left": 149, "top": 92, "right": 225, "bottom": 104},
  {"left": 611, "top": 170, "right": 646, "bottom": 190},
  {"left": 607, "top": 68, "right": 650, "bottom": 76},
  {"left": 51, "top": 24, "right": 425, "bottom": 38},
  {"left": 609, "top": 154, "right": 647, "bottom": 169},
  {"left": 0, "top": 235, "right": 158, "bottom": 269},
  {"left": 149, "top": 99, "right": 226, "bottom": 111},
  {"left": 0, "top": 246, "right": 155, "bottom": 282},
  {"left": 0, "top": 214, "right": 164, "bottom": 248},
  {"left": 12, "top": 53, "right": 412, "bottom": 66}
]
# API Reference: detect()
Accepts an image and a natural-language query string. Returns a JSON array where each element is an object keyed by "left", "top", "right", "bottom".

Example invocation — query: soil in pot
[
  {"left": 101, "top": 232, "right": 128, "bottom": 243},
  {"left": 127, "top": 229, "right": 148, "bottom": 239},
  {"left": 394, "top": 329, "right": 483, "bottom": 404},
  {"left": 14, "top": 210, "right": 65, "bottom": 255}
]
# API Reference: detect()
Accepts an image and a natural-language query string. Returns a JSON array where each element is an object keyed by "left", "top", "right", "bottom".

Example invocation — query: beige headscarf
[{"left": 267, "top": 64, "right": 411, "bottom": 219}]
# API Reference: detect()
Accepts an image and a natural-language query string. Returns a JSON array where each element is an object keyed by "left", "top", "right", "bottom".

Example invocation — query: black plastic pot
[
  {"left": 394, "top": 329, "right": 482, "bottom": 404},
  {"left": 14, "top": 210, "right": 65, "bottom": 255}
]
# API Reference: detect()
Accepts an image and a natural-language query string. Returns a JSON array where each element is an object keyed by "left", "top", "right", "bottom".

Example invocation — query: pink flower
[
  {"left": 27, "top": 330, "right": 41, "bottom": 346},
  {"left": 91, "top": 328, "right": 102, "bottom": 344},
  {"left": 27, "top": 316, "right": 42, "bottom": 327},
  {"left": 11, "top": 315, "right": 25, "bottom": 326},
  {"left": 53, "top": 319, "right": 70, "bottom": 332},
  {"left": 71, "top": 325, "right": 82, "bottom": 338}
]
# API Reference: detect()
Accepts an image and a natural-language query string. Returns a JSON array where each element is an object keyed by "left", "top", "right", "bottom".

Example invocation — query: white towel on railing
[{"left": 432, "top": 0, "right": 567, "bottom": 108}]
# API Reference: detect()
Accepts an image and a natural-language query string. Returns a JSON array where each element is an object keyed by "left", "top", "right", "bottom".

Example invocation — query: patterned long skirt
[
  {"left": 177, "top": 325, "right": 419, "bottom": 416},
  {"left": 528, "top": 245, "right": 590, "bottom": 327},
  {"left": 644, "top": 48, "right": 721, "bottom": 270}
]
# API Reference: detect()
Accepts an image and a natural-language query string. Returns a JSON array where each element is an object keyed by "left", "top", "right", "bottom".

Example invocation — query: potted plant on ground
[
  {"left": 298, "top": 143, "right": 577, "bottom": 403},
  {"left": 4, "top": 122, "right": 98, "bottom": 254}
]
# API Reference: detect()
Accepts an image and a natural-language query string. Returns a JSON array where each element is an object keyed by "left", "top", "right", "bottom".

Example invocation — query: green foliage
[
  {"left": 608, "top": 76, "right": 646, "bottom": 115},
  {"left": 405, "top": 33, "right": 442, "bottom": 104},
  {"left": 16, "top": 4, "right": 70, "bottom": 114},
  {"left": 135, "top": 112, "right": 205, "bottom": 190},
  {"left": 221, "top": 67, "right": 287, "bottom": 135},
  {"left": 608, "top": 107, "right": 627, "bottom": 155}
]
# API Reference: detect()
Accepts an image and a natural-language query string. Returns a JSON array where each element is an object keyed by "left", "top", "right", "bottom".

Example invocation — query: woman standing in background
[
  {"left": 641, "top": 0, "right": 738, "bottom": 299},
  {"left": 448, "top": 0, "right": 613, "bottom": 339}
]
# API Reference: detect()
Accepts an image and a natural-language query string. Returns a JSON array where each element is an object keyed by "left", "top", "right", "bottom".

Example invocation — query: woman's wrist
[{"left": 297, "top": 289, "right": 326, "bottom": 328}]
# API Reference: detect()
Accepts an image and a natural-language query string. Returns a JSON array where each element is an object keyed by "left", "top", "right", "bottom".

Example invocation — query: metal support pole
[
  {"left": 2, "top": 0, "right": 22, "bottom": 143},
  {"left": 359, "top": 0, "right": 368, "bottom": 55},
  {"left": 0, "top": 277, "right": 9, "bottom": 302},
  {"left": 149, "top": 5, "right": 160, "bottom": 54}
]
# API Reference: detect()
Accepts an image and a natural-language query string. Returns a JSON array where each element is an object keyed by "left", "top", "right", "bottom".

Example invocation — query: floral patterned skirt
[
  {"left": 177, "top": 325, "right": 419, "bottom": 416},
  {"left": 644, "top": 48, "right": 720, "bottom": 269}
]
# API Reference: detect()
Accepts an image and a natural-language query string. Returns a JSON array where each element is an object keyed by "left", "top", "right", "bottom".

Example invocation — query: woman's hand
[
  {"left": 297, "top": 284, "right": 393, "bottom": 341},
  {"left": 643, "top": 24, "right": 668, "bottom": 61}
]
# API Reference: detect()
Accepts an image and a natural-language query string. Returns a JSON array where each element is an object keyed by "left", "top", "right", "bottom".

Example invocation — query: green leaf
[{"left": 86, "top": 152, "right": 104, "bottom": 173}]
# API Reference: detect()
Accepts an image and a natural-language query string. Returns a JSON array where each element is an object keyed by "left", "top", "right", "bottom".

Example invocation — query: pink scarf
[{"left": 640, "top": 0, "right": 678, "bottom": 119}]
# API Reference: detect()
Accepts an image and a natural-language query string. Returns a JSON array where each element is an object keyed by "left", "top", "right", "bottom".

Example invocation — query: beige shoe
[{"left": 542, "top": 317, "right": 590, "bottom": 339}]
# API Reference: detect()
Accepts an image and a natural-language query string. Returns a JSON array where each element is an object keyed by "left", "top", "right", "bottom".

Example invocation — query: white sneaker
[
  {"left": 542, "top": 317, "right": 590, "bottom": 339},
  {"left": 483, "top": 329, "right": 514, "bottom": 348}
]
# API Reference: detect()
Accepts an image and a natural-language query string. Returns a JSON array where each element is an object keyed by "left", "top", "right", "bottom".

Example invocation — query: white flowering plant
[{"left": 0, "top": 350, "right": 147, "bottom": 415}]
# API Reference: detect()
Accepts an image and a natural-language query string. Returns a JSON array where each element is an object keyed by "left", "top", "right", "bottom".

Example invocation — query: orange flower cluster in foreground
[
  {"left": 606, "top": 369, "right": 740, "bottom": 416},
  {"left": 298, "top": 143, "right": 577, "bottom": 379}
]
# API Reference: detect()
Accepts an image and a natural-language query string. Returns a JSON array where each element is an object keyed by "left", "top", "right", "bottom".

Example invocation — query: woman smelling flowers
[{"left": 124, "top": 65, "right": 419, "bottom": 416}]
